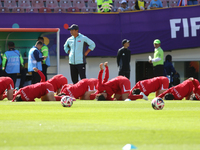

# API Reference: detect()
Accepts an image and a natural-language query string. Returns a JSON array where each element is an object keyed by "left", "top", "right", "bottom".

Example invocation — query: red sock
[
  {"left": 54, "top": 95, "right": 63, "bottom": 101},
  {"left": 128, "top": 95, "right": 143, "bottom": 100}
]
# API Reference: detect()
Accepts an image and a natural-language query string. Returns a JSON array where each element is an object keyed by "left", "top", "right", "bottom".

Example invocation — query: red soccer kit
[
  {"left": 94, "top": 67, "right": 131, "bottom": 100},
  {"left": 158, "top": 79, "right": 194, "bottom": 100},
  {"left": 192, "top": 79, "right": 200, "bottom": 100},
  {"left": 0, "top": 77, "right": 14, "bottom": 95},
  {"left": 12, "top": 82, "right": 54, "bottom": 101},
  {"left": 37, "top": 70, "right": 68, "bottom": 92},
  {"left": 60, "top": 78, "right": 97, "bottom": 99},
  {"left": 130, "top": 76, "right": 169, "bottom": 96}
]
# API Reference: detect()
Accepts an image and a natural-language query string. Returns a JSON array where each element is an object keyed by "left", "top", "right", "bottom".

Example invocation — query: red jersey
[
  {"left": 96, "top": 68, "right": 131, "bottom": 100},
  {"left": 0, "top": 77, "right": 14, "bottom": 95},
  {"left": 47, "top": 74, "right": 68, "bottom": 92},
  {"left": 87, "top": 78, "right": 98, "bottom": 91},
  {"left": 60, "top": 79, "right": 94, "bottom": 99},
  {"left": 37, "top": 70, "right": 68, "bottom": 92},
  {"left": 192, "top": 79, "right": 200, "bottom": 100},
  {"left": 13, "top": 82, "right": 54, "bottom": 101},
  {"left": 130, "top": 76, "right": 169, "bottom": 96},
  {"left": 158, "top": 79, "right": 194, "bottom": 100}
]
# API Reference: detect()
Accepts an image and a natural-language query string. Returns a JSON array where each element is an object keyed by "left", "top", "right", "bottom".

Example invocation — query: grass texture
[{"left": 0, "top": 93, "right": 200, "bottom": 150}]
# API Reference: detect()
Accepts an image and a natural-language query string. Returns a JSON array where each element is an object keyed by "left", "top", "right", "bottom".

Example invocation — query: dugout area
[{"left": 0, "top": 28, "right": 60, "bottom": 86}]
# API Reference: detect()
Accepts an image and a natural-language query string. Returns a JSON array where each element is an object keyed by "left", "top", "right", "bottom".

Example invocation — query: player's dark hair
[
  {"left": 164, "top": 93, "right": 174, "bottom": 100},
  {"left": 15, "top": 95, "right": 23, "bottom": 102},
  {"left": 38, "top": 37, "right": 44, "bottom": 41},
  {"left": 58, "top": 93, "right": 66, "bottom": 96},
  {"left": 96, "top": 94, "right": 106, "bottom": 101},
  {"left": 192, "top": 95, "right": 197, "bottom": 100},
  {"left": 165, "top": 54, "right": 172, "bottom": 62},
  {"left": 132, "top": 89, "right": 141, "bottom": 95},
  {"left": 36, "top": 41, "right": 43, "bottom": 46},
  {"left": 8, "top": 41, "right": 15, "bottom": 47}
]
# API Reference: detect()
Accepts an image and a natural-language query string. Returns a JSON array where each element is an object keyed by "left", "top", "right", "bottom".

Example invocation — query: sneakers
[{"left": 140, "top": 92, "right": 148, "bottom": 101}]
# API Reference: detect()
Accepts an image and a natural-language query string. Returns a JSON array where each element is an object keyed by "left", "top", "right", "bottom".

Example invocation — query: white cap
[{"left": 120, "top": 0, "right": 127, "bottom": 3}]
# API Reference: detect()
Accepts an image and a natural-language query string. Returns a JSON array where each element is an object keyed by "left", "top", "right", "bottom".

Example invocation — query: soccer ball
[
  {"left": 151, "top": 97, "right": 165, "bottom": 110},
  {"left": 61, "top": 96, "right": 73, "bottom": 107}
]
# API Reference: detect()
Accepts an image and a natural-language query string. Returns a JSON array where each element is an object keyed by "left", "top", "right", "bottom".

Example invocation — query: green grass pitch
[{"left": 0, "top": 93, "right": 200, "bottom": 150}]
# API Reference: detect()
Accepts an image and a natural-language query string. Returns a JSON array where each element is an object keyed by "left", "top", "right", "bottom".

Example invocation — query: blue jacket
[
  {"left": 5, "top": 50, "right": 20, "bottom": 73},
  {"left": 64, "top": 33, "right": 96, "bottom": 65},
  {"left": 28, "top": 46, "right": 43, "bottom": 72},
  {"left": 164, "top": 61, "right": 176, "bottom": 76}
]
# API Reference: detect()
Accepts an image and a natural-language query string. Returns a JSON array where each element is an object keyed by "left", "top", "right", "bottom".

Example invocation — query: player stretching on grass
[
  {"left": 91, "top": 62, "right": 131, "bottom": 101},
  {"left": 33, "top": 67, "right": 68, "bottom": 95},
  {"left": 129, "top": 76, "right": 169, "bottom": 100},
  {"left": 56, "top": 77, "right": 98, "bottom": 100},
  {"left": 187, "top": 78, "right": 200, "bottom": 100},
  {"left": 0, "top": 77, "right": 14, "bottom": 100},
  {"left": 157, "top": 78, "right": 198, "bottom": 100},
  {"left": 12, "top": 82, "right": 56, "bottom": 102}
]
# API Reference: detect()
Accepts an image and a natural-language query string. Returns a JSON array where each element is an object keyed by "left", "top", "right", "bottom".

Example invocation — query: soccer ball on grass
[
  {"left": 151, "top": 97, "right": 164, "bottom": 110},
  {"left": 61, "top": 96, "right": 73, "bottom": 107}
]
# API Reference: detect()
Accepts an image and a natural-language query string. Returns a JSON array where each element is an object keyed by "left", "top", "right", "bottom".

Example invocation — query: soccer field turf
[{"left": 0, "top": 94, "right": 200, "bottom": 150}]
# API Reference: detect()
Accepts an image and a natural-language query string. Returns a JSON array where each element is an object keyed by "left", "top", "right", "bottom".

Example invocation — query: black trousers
[
  {"left": 42, "top": 64, "right": 48, "bottom": 81},
  {"left": 19, "top": 68, "right": 27, "bottom": 88},
  {"left": 70, "top": 64, "right": 86, "bottom": 84},
  {"left": 118, "top": 70, "right": 130, "bottom": 79},
  {"left": 31, "top": 71, "right": 41, "bottom": 84},
  {"left": 153, "top": 65, "right": 164, "bottom": 77}
]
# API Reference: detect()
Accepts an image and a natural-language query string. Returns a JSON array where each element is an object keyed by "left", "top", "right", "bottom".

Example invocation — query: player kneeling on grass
[
  {"left": 128, "top": 76, "right": 169, "bottom": 101},
  {"left": 33, "top": 67, "right": 68, "bottom": 95},
  {"left": 188, "top": 77, "right": 200, "bottom": 100},
  {"left": 157, "top": 77, "right": 198, "bottom": 100},
  {"left": 91, "top": 62, "right": 131, "bottom": 101},
  {"left": 0, "top": 77, "right": 14, "bottom": 100},
  {"left": 12, "top": 82, "right": 56, "bottom": 102}
]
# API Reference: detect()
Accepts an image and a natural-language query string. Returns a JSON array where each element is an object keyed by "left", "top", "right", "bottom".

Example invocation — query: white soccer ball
[
  {"left": 61, "top": 96, "right": 73, "bottom": 107},
  {"left": 151, "top": 97, "right": 165, "bottom": 110}
]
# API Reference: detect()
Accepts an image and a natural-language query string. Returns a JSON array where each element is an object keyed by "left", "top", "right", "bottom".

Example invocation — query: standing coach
[{"left": 64, "top": 24, "right": 96, "bottom": 84}]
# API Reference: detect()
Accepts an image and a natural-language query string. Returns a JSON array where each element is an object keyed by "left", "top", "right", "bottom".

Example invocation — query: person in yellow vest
[
  {"left": 149, "top": 39, "right": 164, "bottom": 77},
  {"left": 97, "top": 0, "right": 113, "bottom": 12},
  {"left": 134, "top": 0, "right": 147, "bottom": 10}
]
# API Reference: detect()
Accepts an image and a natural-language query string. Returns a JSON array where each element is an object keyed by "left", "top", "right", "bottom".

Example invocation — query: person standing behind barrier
[
  {"left": 28, "top": 41, "right": 46, "bottom": 84},
  {"left": 149, "top": 39, "right": 164, "bottom": 77},
  {"left": 38, "top": 37, "right": 50, "bottom": 81},
  {"left": 2, "top": 42, "right": 24, "bottom": 87},
  {"left": 64, "top": 24, "right": 96, "bottom": 84},
  {"left": 117, "top": 39, "right": 131, "bottom": 79},
  {"left": 164, "top": 54, "right": 177, "bottom": 88}
]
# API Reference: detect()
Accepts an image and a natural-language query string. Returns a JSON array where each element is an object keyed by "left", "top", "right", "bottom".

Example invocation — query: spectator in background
[
  {"left": 118, "top": 0, "right": 132, "bottom": 12},
  {"left": 0, "top": 52, "right": 3, "bottom": 77},
  {"left": 64, "top": 24, "right": 96, "bottom": 84},
  {"left": 164, "top": 54, "right": 177, "bottom": 88},
  {"left": 38, "top": 37, "right": 50, "bottom": 81},
  {"left": 149, "top": 39, "right": 164, "bottom": 77},
  {"left": 134, "top": 0, "right": 147, "bottom": 10},
  {"left": 117, "top": 39, "right": 131, "bottom": 79},
  {"left": 2, "top": 42, "right": 25, "bottom": 87},
  {"left": 149, "top": 0, "right": 163, "bottom": 9},
  {"left": 28, "top": 41, "right": 46, "bottom": 84},
  {"left": 97, "top": 0, "right": 113, "bottom": 12},
  {"left": 187, "top": 0, "right": 198, "bottom": 5}
]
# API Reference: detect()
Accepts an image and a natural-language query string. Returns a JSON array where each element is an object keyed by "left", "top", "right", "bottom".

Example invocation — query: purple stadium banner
[{"left": 0, "top": 5, "right": 200, "bottom": 56}]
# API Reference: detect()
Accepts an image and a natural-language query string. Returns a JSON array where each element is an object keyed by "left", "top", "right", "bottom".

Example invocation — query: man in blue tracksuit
[
  {"left": 64, "top": 24, "right": 96, "bottom": 84},
  {"left": 28, "top": 41, "right": 46, "bottom": 84}
]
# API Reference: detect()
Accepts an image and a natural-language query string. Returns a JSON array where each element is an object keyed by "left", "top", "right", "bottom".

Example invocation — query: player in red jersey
[
  {"left": 129, "top": 76, "right": 169, "bottom": 100},
  {"left": 57, "top": 77, "right": 97, "bottom": 100},
  {"left": 91, "top": 62, "right": 131, "bottom": 101},
  {"left": 157, "top": 78, "right": 195, "bottom": 100},
  {"left": 33, "top": 67, "right": 68, "bottom": 94},
  {"left": 188, "top": 78, "right": 200, "bottom": 100},
  {"left": 12, "top": 82, "right": 56, "bottom": 102},
  {"left": 0, "top": 77, "right": 14, "bottom": 100}
]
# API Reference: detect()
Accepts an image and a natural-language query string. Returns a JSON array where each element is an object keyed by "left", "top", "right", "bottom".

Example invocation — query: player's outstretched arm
[{"left": 33, "top": 67, "right": 46, "bottom": 82}]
